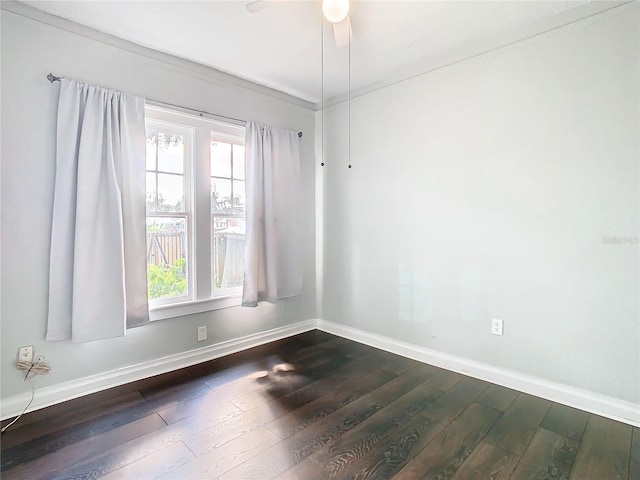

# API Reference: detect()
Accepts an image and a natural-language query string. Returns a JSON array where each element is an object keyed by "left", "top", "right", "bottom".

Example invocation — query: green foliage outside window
[{"left": 147, "top": 258, "right": 187, "bottom": 299}]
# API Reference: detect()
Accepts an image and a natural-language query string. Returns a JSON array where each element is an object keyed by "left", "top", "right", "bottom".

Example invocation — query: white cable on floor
[
  {"left": 1, "top": 378, "right": 35, "bottom": 433},
  {"left": 1, "top": 358, "right": 50, "bottom": 433}
]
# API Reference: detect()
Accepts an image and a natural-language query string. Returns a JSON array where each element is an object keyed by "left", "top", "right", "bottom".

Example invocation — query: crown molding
[
  {"left": 315, "top": 1, "right": 633, "bottom": 110},
  {"left": 4, "top": 1, "right": 631, "bottom": 113},
  {"left": 1, "top": 1, "right": 316, "bottom": 111}
]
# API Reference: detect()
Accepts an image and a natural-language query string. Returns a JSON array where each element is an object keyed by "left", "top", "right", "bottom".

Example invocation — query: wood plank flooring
[{"left": 1, "top": 330, "right": 637, "bottom": 479}]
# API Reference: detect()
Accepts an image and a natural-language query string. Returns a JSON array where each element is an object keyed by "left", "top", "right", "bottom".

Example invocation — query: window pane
[
  {"left": 212, "top": 217, "right": 245, "bottom": 290},
  {"left": 146, "top": 172, "right": 157, "bottom": 213},
  {"left": 211, "top": 141, "right": 232, "bottom": 178},
  {"left": 233, "top": 145, "right": 245, "bottom": 180},
  {"left": 146, "top": 217, "right": 188, "bottom": 300},
  {"left": 233, "top": 180, "right": 245, "bottom": 214},
  {"left": 157, "top": 132, "right": 184, "bottom": 174},
  {"left": 146, "top": 129, "right": 157, "bottom": 170},
  {"left": 211, "top": 178, "right": 232, "bottom": 213},
  {"left": 157, "top": 173, "right": 184, "bottom": 212}
]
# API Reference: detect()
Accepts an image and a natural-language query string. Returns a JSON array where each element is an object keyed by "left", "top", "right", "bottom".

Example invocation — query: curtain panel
[
  {"left": 242, "top": 122, "right": 302, "bottom": 307},
  {"left": 47, "top": 79, "right": 149, "bottom": 342}
]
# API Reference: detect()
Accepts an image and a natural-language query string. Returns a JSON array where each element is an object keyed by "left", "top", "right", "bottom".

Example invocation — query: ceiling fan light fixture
[{"left": 322, "top": 0, "right": 349, "bottom": 23}]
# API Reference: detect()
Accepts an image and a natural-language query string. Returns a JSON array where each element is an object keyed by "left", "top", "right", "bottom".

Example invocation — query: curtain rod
[{"left": 46, "top": 73, "right": 303, "bottom": 138}]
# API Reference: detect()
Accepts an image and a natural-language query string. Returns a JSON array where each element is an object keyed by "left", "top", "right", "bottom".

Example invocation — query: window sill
[{"left": 149, "top": 295, "right": 242, "bottom": 321}]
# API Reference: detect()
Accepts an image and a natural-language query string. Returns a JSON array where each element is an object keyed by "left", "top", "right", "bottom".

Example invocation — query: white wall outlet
[
  {"left": 18, "top": 345, "right": 34, "bottom": 363},
  {"left": 197, "top": 326, "right": 207, "bottom": 342},
  {"left": 491, "top": 318, "right": 504, "bottom": 336}
]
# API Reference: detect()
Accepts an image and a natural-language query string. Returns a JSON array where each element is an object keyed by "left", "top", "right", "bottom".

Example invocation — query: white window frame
[
  {"left": 145, "top": 105, "right": 245, "bottom": 321},
  {"left": 145, "top": 120, "right": 194, "bottom": 307}
]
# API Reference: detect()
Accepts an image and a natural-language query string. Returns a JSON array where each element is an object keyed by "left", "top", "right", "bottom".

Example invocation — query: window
[
  {"left": 145, "top": 106, "right": 245, "bottom": 320},
  {"left": 145, "top": 123, "right": 192, "bottom": 304},
  {"left": 211, "top": 139, "right": 246, "bottom": 291}
]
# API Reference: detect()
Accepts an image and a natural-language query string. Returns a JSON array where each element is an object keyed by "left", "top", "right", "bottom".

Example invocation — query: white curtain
[
  {"left": 242, "top": 122, "right": 302, "bottom": 307},
  {"left": 47, "top": 79, "right": 149, "bottom": 342}
]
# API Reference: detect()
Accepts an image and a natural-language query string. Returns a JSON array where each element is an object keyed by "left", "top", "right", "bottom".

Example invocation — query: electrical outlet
[
  {"left": 197, "top": 326, "right": 207, "bottom": 342},
  {"left": 18, "top": 346, "right": 34, "bottom": 363},
  {"left": 491, "top": 319, "right": 504, "bottom": 336}
]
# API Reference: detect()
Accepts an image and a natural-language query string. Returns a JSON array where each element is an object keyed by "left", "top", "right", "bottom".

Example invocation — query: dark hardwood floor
[{"left": 1, "top": 330, "right": 637, "bottom": 479}]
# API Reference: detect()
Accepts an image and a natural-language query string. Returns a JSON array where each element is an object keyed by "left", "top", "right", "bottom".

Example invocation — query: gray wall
[
  {"left": 0, "top": 9, "right": 316, "bottom": 399},
  {"left": 2, "top": 2, "right": 638, "bottom": 410},
  {"left": 321, "top": 4, "right": 639, "bottom": 403}
]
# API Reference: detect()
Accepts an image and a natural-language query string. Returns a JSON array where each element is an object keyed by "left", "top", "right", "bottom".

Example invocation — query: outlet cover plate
[
  {"left": 197, "top": 326, "right": 207, "bottom": 342},
  {"left": 18, "top": 345, "right": 34, "bottom": 363},
  {"left": 491, "top": 319, "right": 504, "bottom": 336}
]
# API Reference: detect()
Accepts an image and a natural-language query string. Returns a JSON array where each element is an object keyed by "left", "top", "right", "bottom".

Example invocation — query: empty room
[{"left": 1, "top": 0, "right": 638, "bottom": 479}]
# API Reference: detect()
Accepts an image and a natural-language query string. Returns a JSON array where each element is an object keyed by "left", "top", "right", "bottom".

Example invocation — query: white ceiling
[{"left": 22, "top": 1, "right": 620, "bottom": 104}]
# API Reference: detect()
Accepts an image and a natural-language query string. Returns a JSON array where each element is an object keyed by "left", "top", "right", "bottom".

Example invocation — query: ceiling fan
[{"left": 246, "top": 0, "right": 352, "bottom": 48}]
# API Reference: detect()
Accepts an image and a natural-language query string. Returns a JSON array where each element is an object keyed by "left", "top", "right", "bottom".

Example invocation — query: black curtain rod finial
[
  {"left": 47, "top": 73, "right": 62, "bottom": 83},
  {"left": 298, "top": 131, "right": 303, "bottom": 138}
]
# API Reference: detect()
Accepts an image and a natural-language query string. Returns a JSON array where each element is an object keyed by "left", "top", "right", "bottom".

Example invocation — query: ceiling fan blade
[
  {"left": 332, "top": 15, "right": 352, "bottom": 49},
  {"left": 246, "top": 1, "right": 271, "bottom": 13}
]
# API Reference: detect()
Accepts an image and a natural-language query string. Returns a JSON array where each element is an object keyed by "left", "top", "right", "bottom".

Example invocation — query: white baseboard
[
  {"left": 0, "top": 319, "right": 316, "bottom": 420},
  {"left": 317, "top": 319, "right": 640, "bottom": 427},
  {"left": 3, "top": 318, "right": 638, "bottom": 427}
]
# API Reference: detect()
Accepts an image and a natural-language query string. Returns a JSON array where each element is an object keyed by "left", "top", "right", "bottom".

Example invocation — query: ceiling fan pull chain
[
  {"left": 320, "top": 13, "right": 324, "bottom": 167},
  {"left": 321, "top": 11, "right": 325, "bottom": 167},
  {"left": 348, "top": 28, "right": 352, "bottom": 170}
]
